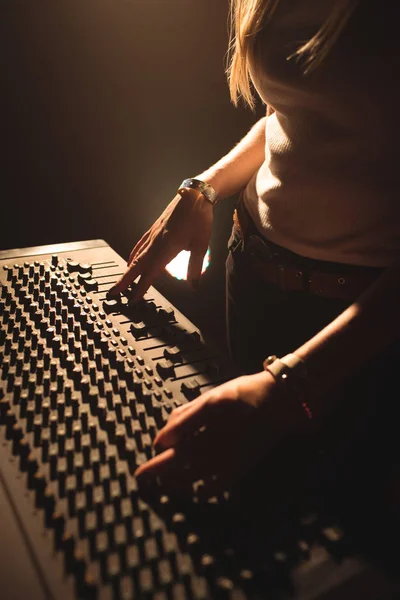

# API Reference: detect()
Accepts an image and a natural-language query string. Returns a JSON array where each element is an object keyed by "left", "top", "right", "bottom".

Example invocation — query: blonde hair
[{"left": 227, "top": 0, "right": 359, "bottom": 110}]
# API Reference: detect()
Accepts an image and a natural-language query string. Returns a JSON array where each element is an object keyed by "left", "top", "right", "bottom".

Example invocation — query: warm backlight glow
[{"left": 165, "top": 249, "right": 211, "bottom": 281}]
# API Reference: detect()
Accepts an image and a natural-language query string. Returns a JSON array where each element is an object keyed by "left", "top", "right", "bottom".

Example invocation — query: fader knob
[
  {"left": 78, "top": 272, "right": 91, "bottom": 284},
  {"left": 11, "top": 424, "right": 23, "bottom": 455},
  {"left": 181, "top": 378, "right": 201, "bottom": 400},
  {"left": 67, "top": 260, "right": 79, "bottom": 273},
  {"left": 163, "top": 346, "right": 182, "bottom": 362},
  {"left": 130, "top": 322, "right": 147, "bottom": 338},
  {"left": 84, "top": 279, "right": 98, "bottom": 292},
  {"left": 156, "top": 360, "right": 175, "bottom": 380},
  {"left": 103, "top": 299, "right": 120, "bottom": 314},
  {"left": 157, "top": 306, "right": 175, "bottom": 322},
  {"left": 78, "top": 263, "right": 92, "bottom": 274}
]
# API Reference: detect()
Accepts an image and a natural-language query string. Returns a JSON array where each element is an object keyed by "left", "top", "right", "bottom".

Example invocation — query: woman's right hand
[{"left": 108, "top": 188, "right": 213, "bottom": 302}]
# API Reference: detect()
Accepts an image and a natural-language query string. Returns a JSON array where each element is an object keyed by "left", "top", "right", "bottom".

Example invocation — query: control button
[
  {"left": 17, "top": 438, "right": 31, "bottom": 471},
  {"left": 130, "top": 322, "right": 147, "bottom": 338},
  {"left": 181, "top": 378, "right": 201, "bottom": 400},
  {"left": 27, "top": 453, "right": 39, "bottom": 488},
  {"left": 153, "top": 404, "right": 166, "bottom": 428},
  {"left": 11, "top": 424, "right": 23, "bottom": 455},
  {"left": 156, "top": 359, "right": 175, "bottom": 380},
  {"left": 66, "top": 260, "right": 79, "bottom": 273},
  {"left": 51, "top": 254, "right": 58, "bottom": 267},
  {"left": 143, "top": 378, "right": 152, "bottom": 391},
  {"left": 100, "top": 338, "right": 109, "bottom": 357},
  {"left": 78, "top": 263, "right": 92, "bottom": 274},
  {"left": 77, "top": 273, "right": 91, "bottom": 286},
  {"left": 33, "top": 472, "right": 47, "bottom": 508},
  {"left": 187, "top": 330, "right": 201, "bottom": 345},
  {"left": 84, "top": 279, "right": 98, "bottom": 292},
  {"left": 114, "top": 357, "right": 124, "bottom": 376},
  {"left": 45, "top": 327, "right": 56, "bottom": 345},
  {"left": 164, "top": 346, "right": 182, "bottom": 363},
  {"left": 103, "top": 299, "right": 120, "bottom": 314},
  {"left": 163, "top": 324, "right": 185, "bottom": 344},
  {"left": 157, "top": 306, "right": 175, "bottom": 322}
]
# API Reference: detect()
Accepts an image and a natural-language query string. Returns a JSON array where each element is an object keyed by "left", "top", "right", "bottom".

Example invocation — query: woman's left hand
[{"left": 134, "top": 370, "right": 303, "bottom": 495}]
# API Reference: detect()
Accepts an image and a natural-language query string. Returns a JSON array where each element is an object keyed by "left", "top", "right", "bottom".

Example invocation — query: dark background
[{"left": 1, "top": 0, "right": 263, "bottom": 349}]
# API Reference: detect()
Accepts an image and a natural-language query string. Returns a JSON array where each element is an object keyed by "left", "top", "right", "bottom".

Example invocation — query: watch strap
[{"left": 178, "top": 178, "right": 218, "bottom": 206}]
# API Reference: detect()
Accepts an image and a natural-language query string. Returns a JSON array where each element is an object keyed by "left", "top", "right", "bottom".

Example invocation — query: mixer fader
[{"left": 0, "top": 239, "right": 395, "bottom": 600}]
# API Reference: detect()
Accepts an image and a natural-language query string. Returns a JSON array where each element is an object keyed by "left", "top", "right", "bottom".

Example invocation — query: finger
[
  {"left": 135, "top": 448, "right": 196, "bottom": 496},
  {"left": 153, "top": 397, "right": 210, "bottom": 451},
  {"left": 187, "top": 247, "right": 207, "bottom": 288},
  {"left": 129, "top": 238, "right": 182, "bottom": 303},
  {"left": 137, "top": 433, "right": 237, "bottom": 498},
  {"left": 136, "top": 439, "right": 216, "bottom": 490},
  {"left": 129, "top": 265, "right": 163, "bottom": 304},
  {"left": 166, "top": 401, "right": 196, "bottom": 421},
  {"left": 135, "top": 447, "right": 176, "bottom": 480},
  {"left": 109, "top": 260, "right": 144, "bottom": 295},
  {"left": 128, "top": 232, "right": 150, "bottom": 266}
]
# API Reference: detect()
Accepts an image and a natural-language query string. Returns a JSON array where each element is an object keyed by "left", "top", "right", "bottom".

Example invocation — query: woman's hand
[
  {"left": 109, "top": 189, "right": 213, "bottom": 301},
  {"left": 134, "top": 371, "right": 305, "bottom": 495}
]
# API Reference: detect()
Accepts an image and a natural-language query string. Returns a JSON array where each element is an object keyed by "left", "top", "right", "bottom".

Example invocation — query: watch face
[{"left": 165, "top": 248, "right": 211, "bottom": 281}]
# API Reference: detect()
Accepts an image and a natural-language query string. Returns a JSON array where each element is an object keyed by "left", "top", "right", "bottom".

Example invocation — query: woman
[{"left": 110, "top": 0, "right": 400, "bottom": 499}]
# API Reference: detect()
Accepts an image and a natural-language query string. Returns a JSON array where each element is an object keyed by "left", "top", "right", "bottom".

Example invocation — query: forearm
[
  {"left": 294, "top": 263, "right": 400, "bottom": 414},
  {"left": 195, "top": 115, "right": 267, "bottom": 201}
]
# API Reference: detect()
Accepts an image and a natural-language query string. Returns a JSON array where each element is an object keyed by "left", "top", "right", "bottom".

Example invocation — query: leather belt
[{"left": 233, "top": 200, "right": 383, "bottom": 302}]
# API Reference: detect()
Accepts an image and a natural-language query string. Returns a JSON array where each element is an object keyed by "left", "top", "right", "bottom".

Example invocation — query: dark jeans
[
  {"left": 225, "top": 215, "right": 400, "bottom": 542},
  {"left": 225, "top": 221, "right": 351, "bottom": 375}
]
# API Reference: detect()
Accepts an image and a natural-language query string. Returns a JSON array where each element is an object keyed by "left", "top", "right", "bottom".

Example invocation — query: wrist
[
  {"left": 194, "top": 169, "right": 225, "bottom": 198},
  {"left": 263, "top": 353, "right": 313, "bottom": 421},
  {"left": 177, "top": 186, "right": 208, "bottom": 204}
]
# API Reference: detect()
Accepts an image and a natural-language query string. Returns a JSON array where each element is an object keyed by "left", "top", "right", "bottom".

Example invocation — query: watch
[{"left": 178, "top": 178, "right": 218, "bottom": 206}]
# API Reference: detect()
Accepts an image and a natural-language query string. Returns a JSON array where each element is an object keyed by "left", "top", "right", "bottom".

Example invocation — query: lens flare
[{"left": 165, "top": 248, "right": 211, "bottom": 281}]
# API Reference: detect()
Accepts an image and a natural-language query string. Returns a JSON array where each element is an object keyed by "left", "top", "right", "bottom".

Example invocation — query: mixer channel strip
[{"left": 0, "top": 239, "right": 372, "bottom": 600}]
